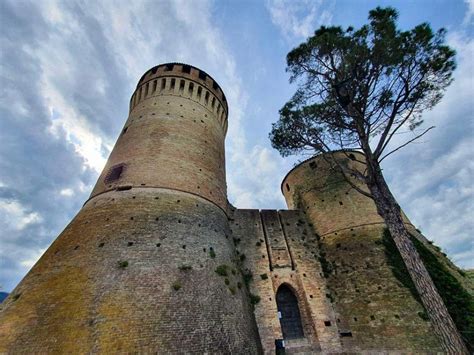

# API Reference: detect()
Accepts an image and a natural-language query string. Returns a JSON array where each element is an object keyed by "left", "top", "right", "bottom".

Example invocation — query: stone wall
[
  {"left": 0, "top": 189, "right": 261, "bottom": 353},
  {"left": 232, "top": 209, "right": 341, "bottom": 354},
  {"left": 280, "top": 152, "right": 443, "bottom": 352}
]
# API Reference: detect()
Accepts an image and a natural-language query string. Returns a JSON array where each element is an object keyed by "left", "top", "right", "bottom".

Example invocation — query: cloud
[
  {"left": 0, "top": 0, "right": 246, "bottom": 291},
  {"left": 464, "top": 0, "right": 474, "bottom": 24},
  {"left": 265, "top": 0, "right": 334, "bottom": 42},
  {"left": 382, "top": 30, "right": 474, "bottom": 269}
]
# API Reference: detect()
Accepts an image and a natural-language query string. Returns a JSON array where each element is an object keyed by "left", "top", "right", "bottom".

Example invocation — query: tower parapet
[{"left": 130, "top": 63, "right": 228, "bottom": 131}]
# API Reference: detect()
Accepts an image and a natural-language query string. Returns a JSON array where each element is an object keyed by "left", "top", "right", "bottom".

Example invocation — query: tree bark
[{"left": 366, "top": 162, "right": 468, "bottom": 354}]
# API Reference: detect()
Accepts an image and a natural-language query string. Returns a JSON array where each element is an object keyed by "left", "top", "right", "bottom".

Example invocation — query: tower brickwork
[
  {"left": 281, "top": 151, "right": 443, "bottom": 352},
  {"left": 0, "top": 63, "right": 261, "bottom": 354}
]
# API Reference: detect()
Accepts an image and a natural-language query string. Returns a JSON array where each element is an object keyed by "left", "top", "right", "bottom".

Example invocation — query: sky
[{"left": 0, "top": 0, "right": 472, "bottom": 292}]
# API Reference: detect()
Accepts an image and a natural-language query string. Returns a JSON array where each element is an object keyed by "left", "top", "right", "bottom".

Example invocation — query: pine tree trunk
[{"left": 367, "top": 166, "right": 468, "bottom": 354}]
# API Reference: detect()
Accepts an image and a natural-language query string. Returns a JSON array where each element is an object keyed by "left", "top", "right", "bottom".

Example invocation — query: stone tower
[
  {"left": 280, "top": 151, "right": 443, "bottom": 351},
  {"left": 0, "top": 63, "right": 261, "bottom": 353}
]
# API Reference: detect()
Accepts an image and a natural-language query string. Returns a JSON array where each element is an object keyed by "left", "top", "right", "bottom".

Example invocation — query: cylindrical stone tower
[
  {"left": 281, "top": 151, "right": 442, "bottom": 352},
  {"left": 0, "top": 63, "right": 261, "bottom": 353}
]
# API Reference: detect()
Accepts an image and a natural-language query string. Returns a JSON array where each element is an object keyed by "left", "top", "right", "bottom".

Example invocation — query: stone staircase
[{"left": 283, "top": 338, "right": 321, "bottom": 354}]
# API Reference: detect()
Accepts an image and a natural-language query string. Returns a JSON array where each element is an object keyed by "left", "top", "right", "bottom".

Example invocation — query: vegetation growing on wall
[{"left": 382, "top": 229, "right": 474, "bottom": 349}]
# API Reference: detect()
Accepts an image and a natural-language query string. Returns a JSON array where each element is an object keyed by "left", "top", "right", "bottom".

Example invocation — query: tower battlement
[{"left": 130, "top": 63, "right": 228, "bottom": 132}]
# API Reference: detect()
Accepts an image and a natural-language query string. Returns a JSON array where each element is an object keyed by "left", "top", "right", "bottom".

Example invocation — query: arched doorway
[{"left": 276, "top": 284, "right": 304, "bottom": 340}]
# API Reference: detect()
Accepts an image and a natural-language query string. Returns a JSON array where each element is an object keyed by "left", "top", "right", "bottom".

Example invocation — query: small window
[
  {"left": 324, "top": 321, "right": 331, "bottom": 327},
  {"left": 198, "top": 71, "right": 206, "bottom": 81},
  {"left": 104, "top": 164, "right": 125, "bottom": 184},
  {"left": 179, "top": 80, "right": 185, "bottom": 93},
  {"left": 182, "top": 65, "right": 191, "bottom": 74},
  {"left": 286, "top": 183, "right": 290, "bottom": 192},
  {"left": 217, "top": 104, "right": 221, "bottom": 115},
  {"left": 340, "top": 331, "right": 352, "bottom": 337},
  {"left": 197, "top": 86, "right": 202, "bottom": 99},
  {"left": 204, "top": 91, "right": 210, "bottom": 105},
  {"left": 164, "top": 64, "right": 173, "bottom": 71},
  {"left": 138, "top": 87, "right": 142, "bottom": 100},
  {"left": 170, "top": 78, "right": 175, "bottom": 90},
  {"left": 213, "top": 81, "right": 218, "bottom": 90},
  {"left": 188, "top": 82, "right": 194, "bottom": 96},
  {"left": 161, "top": 78, "right": 166, "bottom": 91},
  {"left": 211, "top": 97, "right": 216, "bottom": 108},
  {"left": 152, "top": 80, "right": 157, "bottom": 93},
  {"left": 144, "top": 82, "right": 149, "bottom": 97}
]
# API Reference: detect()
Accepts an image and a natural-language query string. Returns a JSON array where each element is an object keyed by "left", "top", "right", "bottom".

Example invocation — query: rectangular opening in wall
[
  {"left": 286, "top": 183, "right": 290, "bottom": 191},
  {"left": 138, "top": 87, "right": 142, "bottom": 101},
  {"left": 339, "top": 331, "right": 353, "bottom": 337},
  {"left": 213, "top": 81, "right": 218, "bottom": 90},
  {"left": 309, "top": 161, "right": 317, "bottom": 169},
  {"left": 179, "top": 79, "right": 185, "bottom": 93},
  {"left": 211, "top": 97, "right": 216, "bottom": 109},
  {"left": 152, "top": 80, "right": 157, "bottom": 93},
  {"left": 161, "top": 78, "right": 166, "bottom": 91},
  {"left": 170, "top": 78, "right": 176, "bottom": 91},
  {"left": 324, "top": 321, "right": 331, "bottom": 327},
  {"left": 197, "top": 86, "right": 202, "bottom": 99},
  {"left": 217, "top": 104, "right": 221, "bottom": 115},
  {"left": 188, "top": 82, "right": 194, "bottom": 96},
  {"left": 198, "top": 71, "right": 206, "bottom": 81},
  {"left": 145, "top": 82, "right": 149, "bottom": 97},
  {"left": 182, "top": 65, "right": 192, "bottom": 74},
  {"left": 164, "top": 64, "right": 173, "bottom": 71},
  {"left": 205, "top": 91, "right": 210, "bottom": 105}
]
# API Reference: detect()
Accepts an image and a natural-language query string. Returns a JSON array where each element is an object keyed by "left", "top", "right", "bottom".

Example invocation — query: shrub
[
  {"left": 243, "top": 270, "right": 253, "bottom": 288},
  {"left": 249, "top": 293, "right": 261, "bottom": 305},
  {"left": 118, "top": 261, "right": 129, "bottom": 269},
  {"left": 215, "top": 265, "right": 228, "bottom": 277}
]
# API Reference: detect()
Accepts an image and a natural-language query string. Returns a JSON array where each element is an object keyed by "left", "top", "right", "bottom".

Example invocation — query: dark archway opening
[{"left": 276, "top": 284, "right": 304, "bottom": 340}]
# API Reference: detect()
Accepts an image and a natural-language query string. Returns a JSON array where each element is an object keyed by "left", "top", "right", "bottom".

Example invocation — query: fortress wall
[
  {"left": 230, "top": 209, "right": 280, "bottom": 354},
  {"left": 232, "top": 209, "right": 341, "bottom": 354},
  {"left": 281, "top": 152, "right": 442, "bottom": 352},
  {"left": 0, "top": 189, "right": 260, "bottom": 353},
  {"left": 90, "top": 64, "right": 228, "bottom": 212}
]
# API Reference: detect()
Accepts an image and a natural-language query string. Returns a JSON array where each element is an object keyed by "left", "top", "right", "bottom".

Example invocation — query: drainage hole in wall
[
  {"left": 128, "top": 242, "right": 134, "bottom": 246},
  {"left": 99, "top": 243, "right": 105, "bottom": 248},
  {"left": 324, "top": 321, "right": 331, "bottom": 326}
]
